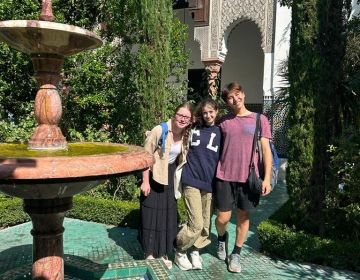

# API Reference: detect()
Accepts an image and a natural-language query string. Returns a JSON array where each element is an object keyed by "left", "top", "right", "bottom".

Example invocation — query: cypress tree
[
  {"left": 287, "top": 0, "right": 350, "bottom": 235},
  {"left": 137, "top": 0, "right": 173, "bottom": 130}
]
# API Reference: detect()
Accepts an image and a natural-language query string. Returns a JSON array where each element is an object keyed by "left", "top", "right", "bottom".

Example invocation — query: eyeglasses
[{"left": 176, "top": 113, "right": 191, "bottom": 121}]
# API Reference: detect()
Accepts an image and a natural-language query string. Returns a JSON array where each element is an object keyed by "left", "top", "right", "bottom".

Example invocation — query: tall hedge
[{"left": 286, "top": 0, "right": 353, "bottom": 237}]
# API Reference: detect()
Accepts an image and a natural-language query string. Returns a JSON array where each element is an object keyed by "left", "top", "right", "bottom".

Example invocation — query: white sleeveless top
[{"left": 168, "top": 142, "right": 182, "bottom": 164}]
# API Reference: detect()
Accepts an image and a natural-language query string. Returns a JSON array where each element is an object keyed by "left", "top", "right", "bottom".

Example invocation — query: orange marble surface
[
  {"left": 0, "top": 144, "right": 153, "bottom": 180},
  {"left": 0, "top": 20, "right": 102, "bottom": 56}
]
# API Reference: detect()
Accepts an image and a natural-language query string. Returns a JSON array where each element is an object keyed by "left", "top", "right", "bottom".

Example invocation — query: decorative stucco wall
[
  {"left": 194, "top": 0, "right": 276, "bottom": 60},
  {"left": 220, "top": 0, "right": 276, "bottom": 53}
]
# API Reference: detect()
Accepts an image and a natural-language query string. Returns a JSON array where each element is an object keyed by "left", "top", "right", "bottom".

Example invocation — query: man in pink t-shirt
[{"left": 214, "top": 82, "right": 273, "bottom": 273}]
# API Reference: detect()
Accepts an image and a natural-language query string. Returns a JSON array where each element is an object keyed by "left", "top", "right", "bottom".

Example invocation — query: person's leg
[
  {"left": 161, "top": 163, "right": 178, "bottom": 270},
  {"left": 177, "top": 186, "right": 204, "bottom": 251},
  {"left": 214, "top": 179, "right": 235, "bottom": 261},
  {"left": 215, "top": 210, "right": 231, "bottom": 236},
  {"left": 140, "top": 179, "right": 160, "bottom": 259},
  {"left": 228, "top": 182, "right": 257, "bottom": 273},
  {"left": 227, "top": 209, "right": 249, "bottom": 273},
  {"left": 175, "top": 186, "right": 203, "bottom": 270},
  {"left": 190, "top": 191, "right": 212, "bottom": 270},
  {"left": 235, "top": 209, "right": 250, "bottom": 248},
  {"left": 193, "top": 191, "right": 212, "bottom": 248}
]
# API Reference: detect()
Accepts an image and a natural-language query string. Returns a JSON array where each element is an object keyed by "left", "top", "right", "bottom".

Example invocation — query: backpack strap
[
  {"left": 159, "top": 122, "right": 168, "bottom": 153},
  {"left": 249, "top": 113, "right": 261, "bottom": 169},
  {"left": 257, "top": 114, "right": 263, "bottom": 164}
]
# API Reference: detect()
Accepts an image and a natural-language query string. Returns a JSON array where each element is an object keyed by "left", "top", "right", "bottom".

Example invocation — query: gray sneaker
[
  {"left": 217, "top": 232, "right": 228, "bottom": 260},
  {"left": 228, "top": 253, "right": 241, "bottom": 273}
]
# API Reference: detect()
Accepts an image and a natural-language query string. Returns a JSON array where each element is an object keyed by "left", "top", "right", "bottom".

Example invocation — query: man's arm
[{"left": 260, "top": 137, "right": 272, "bottom": 196}]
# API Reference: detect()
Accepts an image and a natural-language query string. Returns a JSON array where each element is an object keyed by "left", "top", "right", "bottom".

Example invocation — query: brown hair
[
  {"left": 221, "top": 82, "right": 243, "bottom": 102},
  {"left": 194, "top": 98, "right": 219, "bottom": 126}
]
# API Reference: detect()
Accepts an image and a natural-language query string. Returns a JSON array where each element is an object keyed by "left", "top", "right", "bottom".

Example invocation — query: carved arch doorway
[{"left": 221, "top": 20, "right": 264, "bottom": 113}]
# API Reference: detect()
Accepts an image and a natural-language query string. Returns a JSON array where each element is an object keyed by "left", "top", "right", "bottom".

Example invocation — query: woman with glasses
[{"left": 139, "top": 102, "right": 194, "bottom": 269}]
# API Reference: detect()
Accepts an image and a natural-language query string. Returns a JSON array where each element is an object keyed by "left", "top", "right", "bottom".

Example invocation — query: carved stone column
[
  {"left": 203, "top": 59, "right": 223, "bottom": 99},
  {"left": 28, "top": 54, "right": 67, "bottom": 150},
  {"left": 27, "top": 0, "right": 68, "bottom": 150}
]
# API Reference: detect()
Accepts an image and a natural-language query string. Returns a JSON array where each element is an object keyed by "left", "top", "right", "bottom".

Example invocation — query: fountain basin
[
  {"left": 0, "top": 142, "right": 154, "bottom": 199},
  {"left": 0, "top": 20, "right": 102, "bottom": 56}
]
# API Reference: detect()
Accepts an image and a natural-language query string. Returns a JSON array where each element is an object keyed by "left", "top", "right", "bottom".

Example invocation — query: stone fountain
[{"left": 0, "top": 1, "right": 154, "bottom": 279}]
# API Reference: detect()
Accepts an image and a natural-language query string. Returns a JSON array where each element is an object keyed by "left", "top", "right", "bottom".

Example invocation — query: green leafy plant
[
  {"left": 258, "top": 218, "right": 360, "bottom": 272},
  {"left": 286, "top": 0, "right": 355, "bottom": 237},
  {"left": 0, "top": 1, "right": 190, "bottom": 202},
  {"left": 325, "top": 127, "right": 360, "bottom": 240},
  {"left": 0, "top": 194, "right": 187, "bottom": 230}
]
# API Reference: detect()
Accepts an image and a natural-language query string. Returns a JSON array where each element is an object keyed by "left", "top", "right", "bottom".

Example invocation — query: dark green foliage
[
  {"left": 286, "top": 0, "right": 318, "bottom": 231},
  {"left": 52, "top": 0, "right": 102, "bottom": 28},
  {"left": 137, "top": 1, "right": 171, "bottom": 93},
  {"left": 342, "top": 16, "right": 360, "bottom": 128},
  {"left": 136, "top": 0, "right": 185, "bottom": 132},
  {"left": 286, "top": 0, "right": 356, "bottom": 238},
  {"left": 68, "top": 196, "right": 141, "bottom": 228},
  {"left": 0, "top": 195, "right": 142, "bottom": 229},
  {"left": 0, "top": 1, "right": 39, "bottom": 140},
  {"left": 279, "top": 0, "right": 293, "bottom": 7},
  {"left": 326, "top": 128, "right": 360, "bottom": 240},
  {"left": 0, "top": 0, "right": 189, "bottom": 144},
  {"left": 0, "top": 195, "right": 188, "bottom": 229},
  {"left": 0, "top": 0, "right": 39, "bottom": 20},
  {"left": 84, "top": 176, "right": 141, "bottom": 202},
  {"left": 61, "top": 43, "right": 117, "bottom": 142},
  {"left": 0, "top": 197, "right": 29, "bottom": 229},
  {"left": 258, "top": 219, "right": 360, "bottom": 272},
  {"left": 0, "top": 1, "right": 189, "bottom": 196},
  {"left": 177, "top": 197, "right": 187, "bottom": 225}
]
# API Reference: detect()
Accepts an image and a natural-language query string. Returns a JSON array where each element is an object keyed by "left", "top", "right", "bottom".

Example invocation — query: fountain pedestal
[
  {"left": 28, "top": 53, "right": 66, "bottom": 150},
  {"left": 24, "top": 198, "right": 72, "bottom": 279}
]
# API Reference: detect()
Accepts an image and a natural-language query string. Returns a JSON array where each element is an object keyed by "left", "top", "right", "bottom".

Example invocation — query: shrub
[
  {"left": 258, "top": 211, "right": 360, "bottom": 272},
  {"left": 177, "top": 197, "right": 187, "bottom": 225},
  {"left": 0, "top": 197, "right": 29, "bottom": 229},
  {"left": 82, "top": 175, "right": 141, "bottom": 202},
  {"left": 68, "top": 196, "right": 140, "bottom": 228},
  {"left": 0, "top": 195, "right": 187, "bottom": 229},
  {"left": 326, "top": 128, "right": 360, "bottom": 240}
]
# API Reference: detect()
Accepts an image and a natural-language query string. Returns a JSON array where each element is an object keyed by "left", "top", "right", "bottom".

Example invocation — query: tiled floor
[{"left": 0, "top": 180, "right": 359, "bottom": 279}]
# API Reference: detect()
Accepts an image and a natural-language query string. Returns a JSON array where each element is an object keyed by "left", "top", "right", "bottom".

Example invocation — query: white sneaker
[
  {"left": 175, "top": 251, "right": 192, "bottom": 271},
  {"left": 190, "top": 250, "right": 202, "bottom": 270}
]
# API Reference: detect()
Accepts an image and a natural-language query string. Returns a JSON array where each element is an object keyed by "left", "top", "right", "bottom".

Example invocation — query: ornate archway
[{"left": 191, "top": 0, "right": 276, "bottom": 104}]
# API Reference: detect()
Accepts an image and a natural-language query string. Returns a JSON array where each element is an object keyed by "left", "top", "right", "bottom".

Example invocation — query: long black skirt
[{"left": 139, "top": 163, "right": 177, "bottom": 258}]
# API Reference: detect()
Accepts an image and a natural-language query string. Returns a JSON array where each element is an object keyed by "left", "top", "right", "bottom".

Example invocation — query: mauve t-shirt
[{"left": 216, "top": 112, "right": 272, "bottom": 183}]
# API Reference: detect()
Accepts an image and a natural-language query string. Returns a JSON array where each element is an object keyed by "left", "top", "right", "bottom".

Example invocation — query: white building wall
[
  {"left": 175, "top": 9, "right": 203, "bottom": 70},
  {"left": 350, "top": 0, "right": 360, "bottom": 19},
  {"left": 273, "top": 3, "right": 292, "bottom": 95}
]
